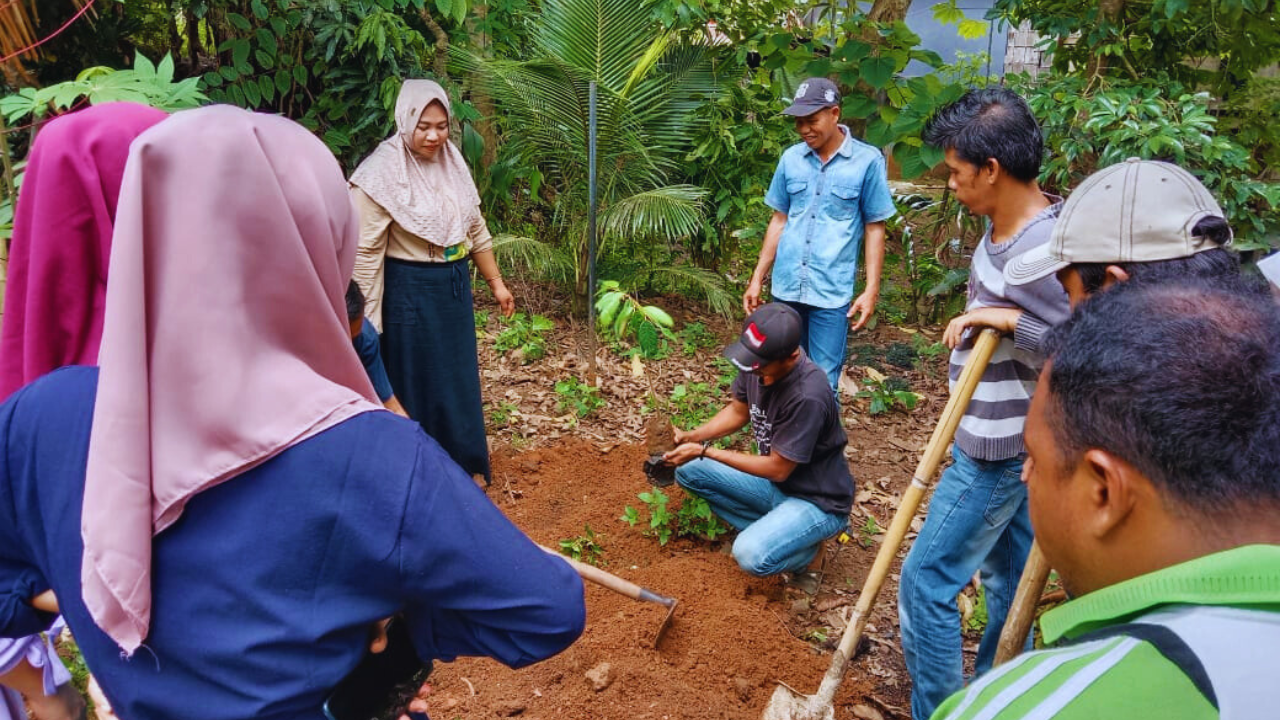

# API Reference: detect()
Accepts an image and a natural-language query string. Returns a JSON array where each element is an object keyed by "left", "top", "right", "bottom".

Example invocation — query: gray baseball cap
[
  {"left": 783, "top": 78, "right": 841, "bottom": 117},
  {"left": 1004, "top": 158, "right": 1231, "bottom": 286}
]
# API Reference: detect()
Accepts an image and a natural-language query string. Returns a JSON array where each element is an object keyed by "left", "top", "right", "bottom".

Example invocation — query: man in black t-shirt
[{"left": 664, "top": 303, "right": 854, "bottom": 577}]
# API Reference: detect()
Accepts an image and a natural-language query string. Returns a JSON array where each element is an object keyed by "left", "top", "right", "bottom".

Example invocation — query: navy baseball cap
[
  {"left": 724, "top": 303, "right": 802, "bottom": 371},
  {"left": 783, "top": 78, "right": 841, "bottom": 117}
]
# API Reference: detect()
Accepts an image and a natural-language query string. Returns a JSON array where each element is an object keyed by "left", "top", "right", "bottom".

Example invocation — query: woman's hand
[
  {"left": 30, "top": 589, "right": 58, "bottom": 614},
  {"left": 943, "top": 307, "right": 1022, "bottom": 349},
  {"left": 490, "top": 278, "right": 515, "bottom": 318}
]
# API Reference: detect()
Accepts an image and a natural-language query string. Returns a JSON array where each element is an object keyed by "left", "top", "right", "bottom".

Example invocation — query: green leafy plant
[
  {"left": 1017, "top": 72, "right": 1280, "bottom": 249},
  {"left": 555, "top": 376, "right": 606, "bottom": 418},
  {"left": 558, "top": 524, "right": 605, "bottom": 566},
  {"left": 623, "top": 488, "right": 729, "bottom": 546},
  {"left": 857, "top": 515, "right": 884, "bottom": 549},
  {"left": 676, "top": 321, "right": 719, "bottom": 357},
  {"left": 675, "top": 494, "right": 730, "bottom": 541},
  {"left": 494, "top": 312, "right": 554, "bottom": 364},
  {"left": 0, "top": 53, "right": 206, "bottom": 122},
  {"left": 963, "top": 585, "right": 989, "bottom": 633},
  {"left": 595, "top": 281, "right": 677, "bottom": 360},
  {"left": 857, "top": 372, "right": 919, "bottom": 415},
  {"left": 912, "top": 333, "right": 949, "bottom": 361},
  {"left": 487, "top": 400, "right": 519, "bottom": 427}
]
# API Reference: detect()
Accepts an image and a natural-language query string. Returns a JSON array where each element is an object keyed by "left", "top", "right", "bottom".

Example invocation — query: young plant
[
  {"left": 676, "top": 321, "right": 719, "bottom": 357},
  {"left": 494, "top": 312, "right": 554, "bottom": 364},
  {"left": 676, "top": 495, "right": 730, "bottom": 541},
  {"left": 856, "top": 368, "right": 920, "bottom": 415},
  {"left": 555, "top": 376, "right": 606, "bottom": 419},
  {"left": 857, "top": 515, "right": 884, "bottom": 549},
  {"left": 638, "top": 488, "right": 674, "bottom": 545},
  {"left": 595, "top": 281, "right": 676, "bottom": 360},
  {"left": 487, "top": 401, "right": 519, "bottom": 427},
  {"left": 558, "top": 524, "right": 605, "bottom": 567}
]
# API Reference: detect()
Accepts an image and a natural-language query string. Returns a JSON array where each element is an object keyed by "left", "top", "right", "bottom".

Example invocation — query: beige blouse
[{"left": 351, "top": 186, "right": 494, "bottom": 331}]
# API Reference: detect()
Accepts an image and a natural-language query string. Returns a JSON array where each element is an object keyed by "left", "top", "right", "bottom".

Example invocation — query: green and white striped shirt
[{"left": 932, "top": 545, "right": 1280, "bottom": 720}]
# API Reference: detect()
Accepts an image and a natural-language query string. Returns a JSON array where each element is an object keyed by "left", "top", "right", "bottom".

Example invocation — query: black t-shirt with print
[{"left": 730, "top": 353, "right": 853, "bottom": 516}]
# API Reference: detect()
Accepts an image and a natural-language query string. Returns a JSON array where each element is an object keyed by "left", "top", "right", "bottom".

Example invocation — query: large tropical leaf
[{"left": 598, "top": 185, "right": 706, "bottom": 245}]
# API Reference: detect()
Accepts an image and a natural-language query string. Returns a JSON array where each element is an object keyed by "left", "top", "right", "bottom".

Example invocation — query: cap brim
[
  {"left": 781, "top": 103, "right": 834, "bottom": 117},
  {"left": 723, "top": 341, "right": 767, "bottom": 371},
  {"left": 1003, "top": 243, "right": 1070, "bottom": 286}
]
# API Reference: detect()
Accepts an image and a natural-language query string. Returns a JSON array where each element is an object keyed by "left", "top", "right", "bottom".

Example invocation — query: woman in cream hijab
[{"left": 350, "top": 79, "right": 512, "bottom": 485}]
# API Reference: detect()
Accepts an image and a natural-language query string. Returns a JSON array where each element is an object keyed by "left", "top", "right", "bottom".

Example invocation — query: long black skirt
[{"left": 381, "top": 256, "right": 490, "bottom": 483}]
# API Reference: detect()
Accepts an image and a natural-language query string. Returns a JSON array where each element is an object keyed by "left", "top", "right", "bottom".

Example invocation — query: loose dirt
[{"left": 425, "top": 293, "right": 978, "bottom": 719}]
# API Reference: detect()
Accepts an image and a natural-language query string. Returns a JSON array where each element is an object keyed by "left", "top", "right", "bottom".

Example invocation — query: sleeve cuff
[
  {"left": 1, "top": 573, "right": 55, "bottom": 637},
  {"left": 1014, "top": 312, "right": 1051, "bottom": 354}
]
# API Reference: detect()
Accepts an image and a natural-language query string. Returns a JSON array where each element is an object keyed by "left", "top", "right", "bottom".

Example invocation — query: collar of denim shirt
[{"left": 799, "top": 125, "right": 856, "bottom": 163}]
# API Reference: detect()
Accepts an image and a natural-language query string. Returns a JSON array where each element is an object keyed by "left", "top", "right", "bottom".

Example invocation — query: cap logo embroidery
[
  {"left": 824, "top": 89, "right": 835, "bottom": 103},
  {"left": 744, "top": 322, "right": 767, "bottom": 349},
  {"left": 795, "top": 81, "right": 810, "bottom": 99}
]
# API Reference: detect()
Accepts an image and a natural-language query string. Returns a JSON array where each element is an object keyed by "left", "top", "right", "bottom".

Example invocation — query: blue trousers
[
  {"left": 897, "top": 447, "right": 1034, "bottom": 720},
  {"left": 675, "top": 458, "right": 847, "bottom": 576},
  {"left": 778, "top": 300, "right": 850, "bottom": 393}
]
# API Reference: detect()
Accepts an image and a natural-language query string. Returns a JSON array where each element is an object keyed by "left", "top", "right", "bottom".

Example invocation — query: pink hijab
[
  {"left": 81, "top": 105, "right": 382, "bottom": 654},
  {"left": 349, "top": 79, "right": 482, "bottom": 247},
  {"left": 0, "top": 102, "right": 167, "bottom": 401}
]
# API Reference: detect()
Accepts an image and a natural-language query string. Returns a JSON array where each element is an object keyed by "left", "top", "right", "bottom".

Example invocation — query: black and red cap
[{"left": 723, "top": 303, "right": 802, "bottom": 371}]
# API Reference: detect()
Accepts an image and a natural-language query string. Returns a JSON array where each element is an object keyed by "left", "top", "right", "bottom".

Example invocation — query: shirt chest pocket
[
  {"left": 786, "top": 180, "right": 810, "bottom": 216},
  {"left": 826, "top": 183, "right": 861, "bottom": 221}
]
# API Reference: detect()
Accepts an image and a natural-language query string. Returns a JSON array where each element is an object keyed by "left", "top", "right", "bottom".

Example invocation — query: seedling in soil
[
  {"left": 856, "top": 373, "right": 920, "bottom": 415},
  {"left": 676, "top": 495, "right": 730, "bottom": 541},
  {"left": 558, "top": 524, "right": 605, "bottom": 567},
  {"left": 623, "top": 489, "right": 730, "bottom": 546},
  {"left": 494, "top": 312, "right": 554, "bottom": 364},
  {"left": 555, "top": 376, "right": 606, "bottom": 418},
  {"left": 676, "top": 321, "right": 719, "bottom": 357},
  {"left": 487, "top": 401, "right": 519, "bottom": 427},
  {"left": 595, "top": 281, "right": 675, "bottom": 360},
  {"left": 857, "top": 515, "right": 884, "bottom": 549},
  {"left": 803, "top": 627, "right": 831, "bottom": 644}
]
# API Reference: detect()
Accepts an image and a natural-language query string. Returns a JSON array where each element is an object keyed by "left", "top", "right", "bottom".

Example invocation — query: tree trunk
[
  {"left": 1085, "top": 0, "right": 1126, "bottom": 77},
  {"left": 185, "top": 8, "right": 202, "bottom": 71},
  {"left": 866, "top": 0, "right": 912, "bottom": 23},
  {"left": 420, "top": 9, "right": 449, "bottom": 80}
]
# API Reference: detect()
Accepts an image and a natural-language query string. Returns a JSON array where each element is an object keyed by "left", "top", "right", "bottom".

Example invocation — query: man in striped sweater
[
  {"left": 933, "top": 281, "right": 1280, "bottom": 719},
  {"left": 898, "top": 88, "right": 1071, "bottom": 720}
]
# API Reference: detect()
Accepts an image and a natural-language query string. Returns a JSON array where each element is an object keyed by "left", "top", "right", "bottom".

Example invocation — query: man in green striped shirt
[{"left": 932, "top": 281, "right": 1280, "bottom": 719}]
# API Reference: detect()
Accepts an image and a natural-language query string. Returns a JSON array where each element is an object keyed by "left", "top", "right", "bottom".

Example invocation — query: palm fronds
[
  {"left": 492, "top": 233, "right": 575, "bottom": 282},
  {"left": 598, "top": 185, "right": 706, "bottom": 247},
  {"left": 623, "top": 263, "right": 736, "bottom": 317}
]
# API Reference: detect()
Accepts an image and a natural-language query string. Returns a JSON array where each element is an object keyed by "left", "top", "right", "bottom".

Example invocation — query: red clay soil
[{"left": 424, "top": 441, "right": 911, "bottom": 720}]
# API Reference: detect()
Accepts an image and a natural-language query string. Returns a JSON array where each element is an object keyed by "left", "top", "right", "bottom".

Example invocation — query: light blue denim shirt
[{"left": 764, "top": 127, "right": 896, "bottom": 309}]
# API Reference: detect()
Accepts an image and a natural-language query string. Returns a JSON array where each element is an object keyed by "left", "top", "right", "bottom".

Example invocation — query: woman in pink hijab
[
  {"left": 0, "top": 105, "right": 583, "bottom": 720},
  {"left": 0, "top": 102, "right": 165, "bottom": 720}
]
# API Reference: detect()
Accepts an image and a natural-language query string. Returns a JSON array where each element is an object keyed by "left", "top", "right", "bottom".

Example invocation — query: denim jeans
[
  {"left": 675, "top": 458, "right": 848, "bottom": 576},
  {"left": 897, "top": 447, "right": 1034, "bottom": 720},
  {"left": 778, "top": 300, "right": 850, "bottom": 393}
]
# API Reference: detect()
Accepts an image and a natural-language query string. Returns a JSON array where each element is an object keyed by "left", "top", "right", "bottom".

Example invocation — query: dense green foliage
[{"left": 4, "top": 0, "right": 1277, "bottom": 323}]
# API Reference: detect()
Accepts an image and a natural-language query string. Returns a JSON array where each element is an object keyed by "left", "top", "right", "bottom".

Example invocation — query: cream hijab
[
  {"left": 81, "top": 105, "right": 382, "bottom": 654},
  {"left": 349, "top": 79, "right": 482, "bottom": 247}
]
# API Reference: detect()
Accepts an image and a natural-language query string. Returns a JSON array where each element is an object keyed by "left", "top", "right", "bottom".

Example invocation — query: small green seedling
[
  {"left": 494, "top": 312, "right": 554, "bottom": 364},
  {"left": 558, "top": 524, "right": 605, "bottom": 567},
  {"left": 555, "top": 376, "right": 606, "bottom": 419}
]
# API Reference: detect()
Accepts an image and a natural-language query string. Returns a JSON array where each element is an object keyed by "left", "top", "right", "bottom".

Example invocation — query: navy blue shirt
[
  {"left": 0, "top": 367, "right": 584, "bottom": 720},
  {"left": 353, "top": 318, "right": 394, "bottom": 402}
]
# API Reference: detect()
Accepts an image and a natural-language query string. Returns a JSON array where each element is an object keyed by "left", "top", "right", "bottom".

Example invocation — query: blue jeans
[
  {"left": 778, "top": 300, "right": 850, "bottom": 393},
  {"left": 897, "top": 447, "right": 1034, "bottom": 720},
  {"left": 676, "top": 458, "right": 848, "bottom": 576}
]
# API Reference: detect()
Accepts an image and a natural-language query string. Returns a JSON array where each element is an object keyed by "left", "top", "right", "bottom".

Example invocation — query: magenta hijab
[
  {"left": 0, "top": 102, "right": 167, "bottom": 401},
  {"left": 81, "top": 105, "right": 381, "bottom": 654}
]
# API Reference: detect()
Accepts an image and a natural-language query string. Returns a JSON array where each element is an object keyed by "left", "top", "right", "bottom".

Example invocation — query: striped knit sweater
[{"left": 949, "top": 200, "right": 1070, "bottom": 461}]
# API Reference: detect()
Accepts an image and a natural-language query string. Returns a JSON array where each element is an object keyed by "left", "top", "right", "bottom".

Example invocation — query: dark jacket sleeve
[
  {"left": 0, "top": 387, "right": 56, "bottom": 638},
  {"left": 396, "top": 437, "right": 585, "bottom": 668}
]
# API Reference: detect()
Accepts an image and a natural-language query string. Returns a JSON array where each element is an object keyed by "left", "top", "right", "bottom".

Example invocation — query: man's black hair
[
  {"left": 345, "top": 280, "right": 364, "bottom": 324},
  {"left": 1072, "top": 218, "right": 1250, "bottom": 295},
  {"left": 1043, "top": 281, "right": 1280, "bottom": 512},
  {"left": 923, "top": 87, "right": 1044, "bottom": 182}
]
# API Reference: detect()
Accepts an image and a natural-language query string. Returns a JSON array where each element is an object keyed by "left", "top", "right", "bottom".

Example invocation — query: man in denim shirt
[{"left": 744, "top": 77, "right": 897, "bottom": 391}]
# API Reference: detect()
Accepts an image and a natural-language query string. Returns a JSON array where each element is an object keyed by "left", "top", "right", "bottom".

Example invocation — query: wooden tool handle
[
  {"left": 539, "top": 544, "right": 675, "bottom": 607},
  {"left": 994, "top": 542, "right": 1052, "bottom": 666}
]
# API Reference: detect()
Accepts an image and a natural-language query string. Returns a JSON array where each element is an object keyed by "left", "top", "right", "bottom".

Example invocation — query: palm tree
[{"left": 455, "top": 0, "right": 733, "bottom": 314}]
